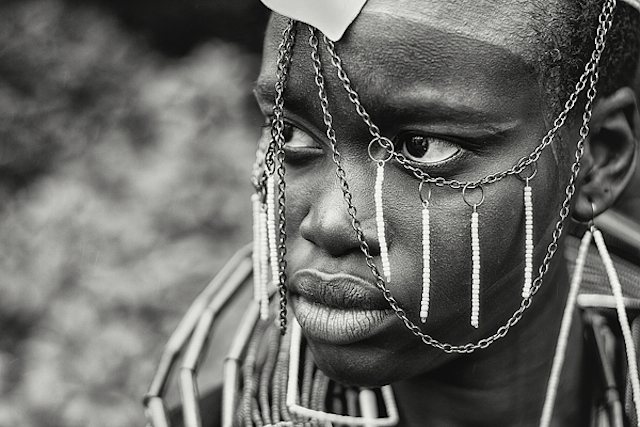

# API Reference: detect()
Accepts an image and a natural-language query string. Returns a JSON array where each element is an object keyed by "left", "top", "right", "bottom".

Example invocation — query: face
[{"left": 255, "top": 0, "right": 570, "bottom": 386}]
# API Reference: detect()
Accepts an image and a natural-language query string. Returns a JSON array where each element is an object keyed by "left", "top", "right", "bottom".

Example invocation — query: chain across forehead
[{"left": 260, "top": 0, "right": 616, "bottom": 352}]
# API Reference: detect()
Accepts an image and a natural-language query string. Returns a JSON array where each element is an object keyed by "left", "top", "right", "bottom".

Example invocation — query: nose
[{"left": 298, "top": 173, "right": 378, "bottom": 257}]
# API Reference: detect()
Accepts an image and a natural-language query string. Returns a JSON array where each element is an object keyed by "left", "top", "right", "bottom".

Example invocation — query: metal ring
[
  {"left": 368, "top": 137, "right": 394, "bottom": 164},
  {"left": 462, "top": 183, "right": 485, "bottom": 208},
  {"left": 419, "top": 180, "right": 431, "bottom": 206},
  {"left": 516, "top": 162, "right": 538, "bottom": 182}
]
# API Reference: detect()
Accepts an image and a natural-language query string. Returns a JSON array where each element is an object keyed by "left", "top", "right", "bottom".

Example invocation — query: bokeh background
[{"left": 0, "top": 1, "right": 269, "bottom": 425}]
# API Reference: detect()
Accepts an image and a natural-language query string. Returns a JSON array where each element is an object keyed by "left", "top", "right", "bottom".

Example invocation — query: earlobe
[{"left": 572, "top": 86, "right": 639, "bottom": 222}]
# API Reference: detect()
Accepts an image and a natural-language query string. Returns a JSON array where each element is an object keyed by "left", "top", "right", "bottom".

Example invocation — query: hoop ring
[
  {"left": 462, "top": 183, "right": 485, "bottom": 208},
  {"left": 516, "top": 162, "right": 538, "bottom": 182},
  {"left": 419, "top": 180, "right": 431, "bottom": 207},
  {"left": 368, "top": 137, "right": 394, "bottom": 164}
]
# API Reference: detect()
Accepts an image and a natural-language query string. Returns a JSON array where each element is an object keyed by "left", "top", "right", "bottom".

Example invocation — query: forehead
[
  {"left": 258, "top": 0, "right": 547, "bottom": 133},
  {"left": 261, "top": 0, "right": 548, "bottom": 72}
]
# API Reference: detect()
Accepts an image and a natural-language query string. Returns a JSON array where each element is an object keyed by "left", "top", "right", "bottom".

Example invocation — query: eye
[
  {"left": 260, "top": 120, "right": 322, "bottom": 164},
  {"left": 281, "top": 123, "right": 319, "bottom": 150},
  {"left": 395, "top": 133, "right": 461, "bottom": 165}
]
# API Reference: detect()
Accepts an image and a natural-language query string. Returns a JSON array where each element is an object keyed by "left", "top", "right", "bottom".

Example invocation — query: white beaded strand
[
  {"left": 259, "top": 203, "right": 271, "bottom": 321},
  {"left": 420, "top": 182, "right": 431, "bottom": 323},
  {"left": 523, "top": 180, "right": 534, "bottom": 299},
  {"left": 266, "top": 175, "right": 280, "bottom": 313},
  {"left": 463, "top": 184, "right": 484, "bottom": 329},
  {"left": 420, "top": 205, "right": 431, "bottom": 323},
  {"left": 375, "top": 161, "right": 391, "bottom": 284},
  {"left": 471, "top": 209, "right": 480, "bottom": 329},
  {"left": 252, "top": 193, "right": 263, "bottom": 303},
  {"left": 593, "top": 228, "right": 640, "bottom": 424},
  {"left": 539, "top": 229, "right": 592, "bottom": 427}
]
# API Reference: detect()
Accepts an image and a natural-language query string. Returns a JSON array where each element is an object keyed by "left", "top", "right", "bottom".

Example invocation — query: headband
[{"left": 261, "top": 0, "right": 640, "bottom": 42}]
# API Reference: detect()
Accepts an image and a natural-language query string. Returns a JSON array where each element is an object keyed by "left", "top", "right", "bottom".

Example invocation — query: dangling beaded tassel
[
  {"left": 259, "top": 202, "right": 270, "bottom": 321},
  {"left": 266, "top": 174, "right": 280, "bottom": 316},
  {"left": 251, "top": 191, "right": 271, "bottom": 320},
  {"left": 375, "top": 160, "right": 391, "bottom": 284},
  {"left": 252, "top": 193, "right": 263, "bottom": 303},
  {"left": 420, "top": 181, "right": 431, "bottom": 323},
  {"left": 522, "top": 180, "right": 534, "bottom": 298},
  {"left": 520, "top": 164, "right": 537, "bottom": 299},
  {"left": 464, "top": 184, "right": 484, "bottom": 329},
  {"left": 470, "top": 208, "right": 480, "bottom": 329}
]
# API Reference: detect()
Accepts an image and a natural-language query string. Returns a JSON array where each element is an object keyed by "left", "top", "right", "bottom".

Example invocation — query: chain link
[{"left": 301, "top": 0, "right": 615, "bottom": 353}]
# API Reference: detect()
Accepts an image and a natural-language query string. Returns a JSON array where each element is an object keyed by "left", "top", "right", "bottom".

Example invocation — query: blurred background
[{"left": 0, "top": 0, "right": 269, "bottom": 425}]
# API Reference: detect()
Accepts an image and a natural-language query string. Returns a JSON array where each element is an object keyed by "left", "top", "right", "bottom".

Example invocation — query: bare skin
[{"left": 254, "top": 0, "right": 638, "bottom": 425}]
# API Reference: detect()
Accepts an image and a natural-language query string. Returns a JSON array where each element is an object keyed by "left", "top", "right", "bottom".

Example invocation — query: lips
[{"left": 288, "top": 269, "right": 395, "bottom": 344}]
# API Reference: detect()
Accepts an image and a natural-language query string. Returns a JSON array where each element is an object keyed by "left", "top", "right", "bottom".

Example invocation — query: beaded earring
[
  {"left": 419, "top": 180, "right": 431, "bottom": 323},
  {"left": 369, "top": 137, "right": 394, "bottom": 284},
  {"left": 540, "top": 208, "right": 640, "bottom": 427},
  {"left": 462, "top": 184, "right": 484, "bottom": 329}
]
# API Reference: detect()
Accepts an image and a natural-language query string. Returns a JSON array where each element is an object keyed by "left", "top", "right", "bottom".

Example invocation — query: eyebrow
[{"left": 376, "top": 91, "right": 522, "bottom": 136}]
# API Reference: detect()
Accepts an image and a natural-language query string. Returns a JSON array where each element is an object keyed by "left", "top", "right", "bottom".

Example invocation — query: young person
[{"left": 145, "top": 0, "right": 640, "bottom": 425}]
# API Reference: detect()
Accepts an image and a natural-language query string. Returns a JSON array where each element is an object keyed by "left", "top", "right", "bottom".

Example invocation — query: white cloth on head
[{"left": 260, "top": 0, "right": 367, "bottom": 41}]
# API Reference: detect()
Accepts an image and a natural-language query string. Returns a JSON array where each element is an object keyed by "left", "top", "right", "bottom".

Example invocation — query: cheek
[{"left": 382, "top": 158, "right": 560, "bottom": 339}]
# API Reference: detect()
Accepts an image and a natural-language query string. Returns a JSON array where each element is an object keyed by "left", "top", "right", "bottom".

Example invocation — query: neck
[{"left": 393, "top": 256, "right": 588, "bottom": 427}]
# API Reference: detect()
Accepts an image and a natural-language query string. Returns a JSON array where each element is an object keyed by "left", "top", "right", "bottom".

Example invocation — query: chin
[{"left": 305, "top": 333, "right": 448, "bottom": 387}]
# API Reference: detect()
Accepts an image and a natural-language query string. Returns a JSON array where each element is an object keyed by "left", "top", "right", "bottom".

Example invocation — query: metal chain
[
  {"left": 304, "top": 0, "right": 615, "bottom": 353},
  {"left": 268, "top": 19, "right": 297, "bottom": 334}
]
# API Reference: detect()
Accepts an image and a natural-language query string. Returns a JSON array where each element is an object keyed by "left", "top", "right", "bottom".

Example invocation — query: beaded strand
[
  {"left": 523, "top": 184, "right": 534, "bottom": 298},
  {"left": 539, "top": 229, "right": 592, "bottom": 427},
  {"left": 252, "top": 193, "right": 263, "bottom": 303},
  {"left": 375, "top": 162, "right": 391, "bottom": 283},
  {"left": 266, "top": 175, "right": 280, "bottom": 302},
  {"left": 420, "top": 181, "right": 431, "bottom": 323},
  {"left": 470, "top": 209, "right": 480, "bottom": 329},
  {"left": 258, "top": 201, "right": 271, "bottom": 320}
]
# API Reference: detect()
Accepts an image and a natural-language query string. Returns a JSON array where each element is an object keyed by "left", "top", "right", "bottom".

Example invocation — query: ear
[{"left": 572, "top": 86, "right": 639, "bottom": 222}]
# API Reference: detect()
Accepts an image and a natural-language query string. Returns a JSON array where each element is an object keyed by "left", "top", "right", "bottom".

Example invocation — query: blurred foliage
[
  {"left": 71, "top": 0, "right": 271, "bottom": 55},
  {"left": 0, "top": 0, "right": 261, "bottom": 425}
]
